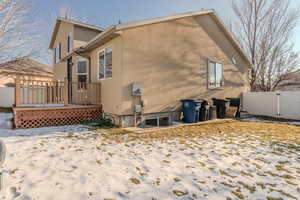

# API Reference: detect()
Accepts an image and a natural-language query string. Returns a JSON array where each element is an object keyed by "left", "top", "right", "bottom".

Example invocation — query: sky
[{"left": 34, "top": 0, "right": 300, "bottom": 63}]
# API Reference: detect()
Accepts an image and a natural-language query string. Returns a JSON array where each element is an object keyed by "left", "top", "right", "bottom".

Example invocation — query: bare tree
[
  {"left": 0, "top": 0, "right": 42, "bottom": 63},
  {"left": 232, "top": 0, "right": 300, "bottom": 91}
]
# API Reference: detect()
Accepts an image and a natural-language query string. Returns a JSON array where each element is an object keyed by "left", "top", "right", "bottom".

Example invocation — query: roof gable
[
  {"left": 114, "top": 10, "right": 251, "bottom": 65},
  {"left": 49, "top": 17, "right": 104, "bottom": 49},
  {"left": 59, "top": 10, "right": 252, "bottom": 66},
  {"left": 0, "top": 58, "right": 53, "bottom": 77}
]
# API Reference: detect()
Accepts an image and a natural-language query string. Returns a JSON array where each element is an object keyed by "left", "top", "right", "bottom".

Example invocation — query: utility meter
[{"left": 131, "top": 82, "right": 144, "bottom": 96}]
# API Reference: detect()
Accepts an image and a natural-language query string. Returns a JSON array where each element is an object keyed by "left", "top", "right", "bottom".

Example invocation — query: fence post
[
  {"left": 276, "top": 92, "right": 280, "bottom": 116},
  {"left": 64, "top": 78, "right": 69, "bottom": 106},
  {"left": 15, "top": 76, "right": 21, "bottom": 107}
]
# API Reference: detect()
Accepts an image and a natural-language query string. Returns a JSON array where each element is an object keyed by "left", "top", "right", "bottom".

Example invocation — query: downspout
[{"left": 88, "top": 57, "right": 91, "bottom": 83}]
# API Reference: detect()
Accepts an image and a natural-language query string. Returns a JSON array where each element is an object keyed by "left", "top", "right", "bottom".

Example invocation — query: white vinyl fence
[
  {"left": 0, "top": 87, "right": 15, "bottom": 108},
  {"left": 242, "top": 91, "right": 300, "bottom": 120}
]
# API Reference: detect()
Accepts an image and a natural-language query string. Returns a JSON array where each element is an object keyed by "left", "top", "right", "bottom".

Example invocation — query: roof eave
[
  {"left": 115, "top": 9, "right": 215, "bottom": 31},
  {"left": 208, "top": 12, "right": 252, "bottom": 67},
  {"left": 49, "top": 19, "right": 61, "bottom": 49},
  {"left": 58, "top": 17, "right": 105, "bottom": 32},
  {"left": 84, "top": 26, "right": 119, "bottom": 51},
  {"left": 60, "top": 26, "right": 119, "bottom": 61},
  {"left": 57, "top": 9, "right": 252, "bottom": 67},
  {"left": 0, "top": 69, "right": 53, "bottom": 78},
  {"left": 49, "top": 17, "right": 105, "bottom": 49}
]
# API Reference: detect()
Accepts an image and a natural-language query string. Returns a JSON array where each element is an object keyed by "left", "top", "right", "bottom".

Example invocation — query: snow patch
[
  {"left": 0, "top": 113, "right": 13, "bottom": 129},
  {"left": 0, "top": 127, "right": 299, "bottom": 199},
  {"left": 241, "top": 117, "right": 300, "bottom": 126}
]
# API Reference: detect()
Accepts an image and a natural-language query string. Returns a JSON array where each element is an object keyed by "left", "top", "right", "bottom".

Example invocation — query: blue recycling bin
[{"left": 181, "top": 99, "right": 203, "bottom": 123}]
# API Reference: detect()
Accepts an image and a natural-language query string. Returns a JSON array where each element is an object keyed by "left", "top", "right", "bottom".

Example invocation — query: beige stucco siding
[
  {"left": 52, "top": 20, "right": 123, "bottom": 114},
  {"left": 120, "top": 15, "right": 249, "bottom": 115},
  {"left": 53, "top": 23, "right": 102, "bottom": 80},
  {"left": 52, "top": 21, "right": 73, "bottom": 80},
  {"left": 53, "top": 61, "right": 67, "bottom": 80},
  {"left": 73, "top": 25, "right": 101, "bottom": 48},
  {"left": 51, "top": 13, "right": 250, "bottom": 120},
  {"left": 85, "top": 37, "right": 123, "bottom": 115}
]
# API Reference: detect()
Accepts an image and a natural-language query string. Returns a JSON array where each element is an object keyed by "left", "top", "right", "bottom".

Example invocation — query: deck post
[
  {"left": 64, "top": 78, "right": 69, "bottom": 106},
  {"left": 15, "top": 76, "right": 21, "bottom": 107},
  {"left": 45, "top": 82, "right": 49, "bottom": 104}
]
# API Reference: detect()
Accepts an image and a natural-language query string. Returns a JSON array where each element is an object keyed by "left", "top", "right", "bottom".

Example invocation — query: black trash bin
[
  {"left": 209, "top": 106, "right": 217, "bottom": 120},
  {"left": 226, "top": 98, "right": 240, "bottom": 107},
  {"left": 181, "top": 100, "right": 203, "bottom": 123},
  {"left": 212, "top": 98, "right": 230, "bottom": 119},
  {"left": 199, "top": 100, "right": 209, "bottom": 122}
]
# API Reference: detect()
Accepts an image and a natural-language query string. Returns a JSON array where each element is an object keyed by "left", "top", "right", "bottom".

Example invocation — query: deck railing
[
  {"left": 69, "top": 82, "right": 102, "bottom": 105},
  {"left": 15, "top": 77, "right": 101, "bottom": 107}
]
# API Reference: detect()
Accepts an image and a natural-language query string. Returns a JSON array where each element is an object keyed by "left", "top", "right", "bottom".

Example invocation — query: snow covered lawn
[{"left": 0, "top": 120, "right": 300, "bottom": 200}]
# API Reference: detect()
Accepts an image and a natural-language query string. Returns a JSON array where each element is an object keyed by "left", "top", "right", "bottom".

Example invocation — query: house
[
  {"left": 50, "top": 10, "right": 251, "bottom": 127},
  {"left": 0, "top": 58, "right": 53, "bottom": 108},
  {"left": 276, "top": 71, "right": 300, "bottom": 91},
  {"left": 0, "top": 58, "right": 53, "bottom": 87}
]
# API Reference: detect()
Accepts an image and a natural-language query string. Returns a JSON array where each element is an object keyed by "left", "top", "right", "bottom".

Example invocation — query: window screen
[
  {"left": 98, "top": 46, "right": 112, "bottom": 79},
  {"left": 77, "top": 57, "right": 88, "bottom": 84},
  {"left": 99, "top": 51, "right": 105, "bottom": 79},
  {"left": 78, "top": 60, "right": 87, "bottom": 74},
  {"left": 105, "top": 46, "right": 112, "bottom": 79},
  {"left": 208, "top": 61, "right": 224, "bottom": 88}
]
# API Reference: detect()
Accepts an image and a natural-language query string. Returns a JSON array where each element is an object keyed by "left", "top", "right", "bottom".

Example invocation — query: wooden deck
[
  {"left": 15, "top": 77, "right": 101, "bottom": 107},
  {"left": 13, "top": 77, "right": 103, "bottom": 129}
]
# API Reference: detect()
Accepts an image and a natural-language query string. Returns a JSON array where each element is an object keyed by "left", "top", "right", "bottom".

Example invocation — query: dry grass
[
  {"left": 84, "top": 120, "right": 300, "bottom": 199},
  {"left": 95, "top": 120, "right": 300, "bottom": 144},
  {"left": 0, "top": 107, "right": 12, "bottom": 113}
]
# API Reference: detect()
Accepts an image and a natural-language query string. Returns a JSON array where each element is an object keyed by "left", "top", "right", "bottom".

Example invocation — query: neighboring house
[
  {"left": 276, "top": 71, "right": 300, "bottom": 91},
  {"left": 50, "top": 10, "right": 251, "bottom": 127},
  {"left": 0, "top": 58, "right": 53, "bottom": 87}
]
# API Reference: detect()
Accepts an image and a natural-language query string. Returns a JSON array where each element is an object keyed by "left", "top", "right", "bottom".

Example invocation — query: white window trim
[
  {"left": 77, "top": 56, "right": 89, "bottom": 81},
  {"left": 98, "top": 46, "right": 112, "bottom": 80},
  {"left": 55, "top": 46, "right": 58, "bottom": 64},
  {"left": 55, "top": 44, "right": 61, "bottom": 64},
  {"left": 208, "top": 59, "right": 224, "bottom": 89}
]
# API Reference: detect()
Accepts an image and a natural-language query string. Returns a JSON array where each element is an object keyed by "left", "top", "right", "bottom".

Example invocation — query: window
[
  {"left": 54, "top": 48, "right": 56, "bottom": 63},
  {"left": 208, "top": 60, "right": 224, "bottom": 88},
  {"left": 98, "top": 46, "right": 112, "bottom": 80},
  {"left": 67, "top": 33, "right": 73, "bottom": 52},
  {"left": 55, "top": 43, "right": 61, "bottom": 63},
  {"left": 77, "top": 57, "right": 88, "bottom": 83}
]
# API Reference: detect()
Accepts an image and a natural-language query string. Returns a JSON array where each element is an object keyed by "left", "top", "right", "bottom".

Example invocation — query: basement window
[
  {"left": 145, "top": 116, "right": 170, "bottom": 127},
  {"left": 145, "top": 118, "right": 158, "bottom": 127},
  {"left": 159, "top": 117, "right": 170, "bottom": 126}
]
